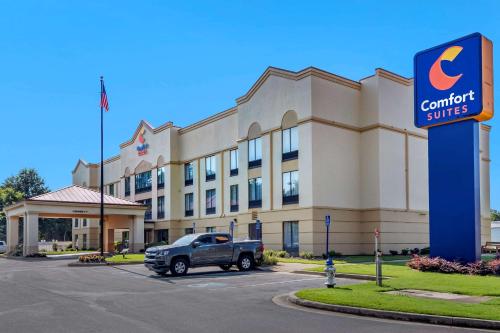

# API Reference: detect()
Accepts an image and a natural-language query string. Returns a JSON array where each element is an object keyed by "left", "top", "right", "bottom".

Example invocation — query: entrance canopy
[{"left": 3, "top": 185, "right": 147, "bottom": 256}]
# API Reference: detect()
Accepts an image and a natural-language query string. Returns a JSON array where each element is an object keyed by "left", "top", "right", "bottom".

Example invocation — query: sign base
[{"left": 428, "top": 119, "right": 481, "bottom": 263}]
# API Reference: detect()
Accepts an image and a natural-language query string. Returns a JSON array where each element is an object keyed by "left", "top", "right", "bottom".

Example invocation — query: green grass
[
  {"left": 106, "top": 254, "right": 144, "bottom": 264},
  {"left": 278, "top": 255, "right": 410, "bottom": 265},
  {"left": 297, "top": 262, "right": 500, "bottom": 321}
]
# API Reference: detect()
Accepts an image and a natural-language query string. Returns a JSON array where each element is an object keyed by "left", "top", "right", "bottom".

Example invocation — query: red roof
[{"left": 28, "top": 185, "right": 142, "bottom": 206}]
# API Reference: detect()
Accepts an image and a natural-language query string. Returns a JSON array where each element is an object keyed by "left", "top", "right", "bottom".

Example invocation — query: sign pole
[
  {"left": 375, "top": 229, "right": 382, "bottom": 286},
  {"left": 99, "top": 76, "right": 104, "bottom": 257},
  {"left": 324, "top": 215, "right": 335, "bottom": 288}
]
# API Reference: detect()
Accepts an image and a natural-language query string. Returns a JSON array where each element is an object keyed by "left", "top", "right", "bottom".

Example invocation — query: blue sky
[{"left": 0, "top": 1, "right": 498, "bottom": 209}]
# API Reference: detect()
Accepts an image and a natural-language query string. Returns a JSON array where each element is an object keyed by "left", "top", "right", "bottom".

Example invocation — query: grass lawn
[
  {"left": 297, "top": 262, "right": 500, "bottom": 321},
  {"left": 106, "top": 254, "right": 145, "bottom": 264},
  {"left": 278, "top": 255, "right": 410, "bottom": 265}
]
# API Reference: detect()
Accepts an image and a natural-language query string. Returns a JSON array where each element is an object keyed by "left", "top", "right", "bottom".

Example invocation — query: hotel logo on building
[
  {"left": 414, "top": 33, "right": 493, "bottom": 128},
  {"left": 136, "top": 128, "right": 149, "bottom": 156}
]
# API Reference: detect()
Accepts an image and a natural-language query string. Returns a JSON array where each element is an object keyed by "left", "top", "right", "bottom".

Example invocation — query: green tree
[
  {"left": 492, "top": 209, "right": 500, "bottom": 221},
  {"left": 0, "top": 187, "right": 23, "bottom": 240},
  {"left": 2, "top": 168, "right": 49, "bottom": 199}
]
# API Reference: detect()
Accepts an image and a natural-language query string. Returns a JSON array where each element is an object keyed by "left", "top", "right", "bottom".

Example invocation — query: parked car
[
  {"left": 0, "top": 241, "right": 6, "bottom": 254},
  {"left": 144, "top": 233, "right": 263, "bottom": 276}
]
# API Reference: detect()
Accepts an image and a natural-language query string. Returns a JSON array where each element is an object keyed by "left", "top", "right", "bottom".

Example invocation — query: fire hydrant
[{"left": 324, "top": 257, "right": 336, "bottom": 288}]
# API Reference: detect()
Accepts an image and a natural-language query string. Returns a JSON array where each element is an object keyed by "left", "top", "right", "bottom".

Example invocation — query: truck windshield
[{"left": 172, "top": 234, "right": 197, "bottom": 246}]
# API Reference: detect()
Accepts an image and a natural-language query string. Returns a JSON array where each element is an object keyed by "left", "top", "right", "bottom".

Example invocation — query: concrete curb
[
  {"left": 288, "top": 293, "right": 500, "bottom": 330},
  {"left": 291, "top": 270, "right": 389, "bottom": 281},
  {"left": 68, "top": 261, "right": 143, "bottom": 267}
]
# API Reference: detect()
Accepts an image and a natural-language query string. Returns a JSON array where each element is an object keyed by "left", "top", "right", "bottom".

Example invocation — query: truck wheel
[
  {"left": 170, "top": 257, "right": 189, "bottom": 276},
  {"left": 237, "top": 254, "right": 254, "bottom": 271},
  {"left": 219, "top": 264, "right": 232, "bottom": 271}
]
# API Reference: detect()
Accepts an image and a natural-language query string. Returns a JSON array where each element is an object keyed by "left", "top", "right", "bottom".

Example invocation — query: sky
[{"left": 0, "top": 1, "right": 498, "bottom": 209}]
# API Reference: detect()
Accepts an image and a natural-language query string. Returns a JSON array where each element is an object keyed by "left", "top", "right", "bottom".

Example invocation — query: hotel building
[{"left": 71, "top": 66, "right": 492, "bottom": 256}]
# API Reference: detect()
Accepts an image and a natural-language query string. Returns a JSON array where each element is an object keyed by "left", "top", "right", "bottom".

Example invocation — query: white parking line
[{"left": 207, "top": 276, "right": 324, "bottom": 291}]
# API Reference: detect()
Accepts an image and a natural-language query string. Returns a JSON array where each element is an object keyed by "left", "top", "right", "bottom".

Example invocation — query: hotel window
[
  {"left": 185, "top": 228, "right": 194, "bottom": 235},
  {"left": 206, "top": 226, "right": 216, "bottom": 233},
  {"left": 74, "top": 218, "right": 79, "bottom": 228},
  {"left": 205, "top": 155, "right": 216, "bottom": 181},
  {"left": 248, "top": 177, "right": 262, "bottom": 208},
  {"left": 135, "top": 171, "right": 152, "bottom": 194},
  {"left": 109, "top": 183, "right": 115, "bottom": 197},
  {"left": 157, "top": 229, "right": 169, "bottom": 243},
  {"left": 230, "top": 149, "right": 239, "bottom": 176},
  {"left": 248, "top": 138, "right": 262, "bottom": 168},
  {"left": 82, "top": 219, "right": 88, "bottom": 227},
  {"left": 157, "top": 167, "right": 165, "bottom": 189},
  {"left": 282, "top": 126, "right": 299, "bottom": 161},
  {"left": 185, "top": 193, "right": 194, "bottom": 217},
  {"left": 157, "top": 196, "right": 165, "bottom": 219},
  {"left": 206, "top": 189, "right": 216, "bottom": 215},
  {"left": 230, "top": 184, "right": 239, "bottom": 212},
  {"left": 283, "top": 171, "right": 299, "bottom": 204},
  {"left": 137, "top": 198, "right": 152, "bottom": 220},
  {"left": 125, "top": 177, "right": 131, "bottom": 196},
  {"left": 184, "top": 163, "right": 193, "bottom": 186}
]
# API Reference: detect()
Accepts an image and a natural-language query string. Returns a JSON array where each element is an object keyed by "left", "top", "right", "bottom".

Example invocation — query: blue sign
[
  {"left": 414, "top": 33, "right": 493, "bottom": 128},
  {"left": 325, "top": 215, "right": 331, "bottom": 228}
]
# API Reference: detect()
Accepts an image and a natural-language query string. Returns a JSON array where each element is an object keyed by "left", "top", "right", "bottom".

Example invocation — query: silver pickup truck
[{"left": 144, "top": 232, "right": 264, "bottom": 276}]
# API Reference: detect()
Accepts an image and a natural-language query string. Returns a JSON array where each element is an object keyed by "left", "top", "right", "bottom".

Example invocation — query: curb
[
  {"left": 68, "top": 261, "right": 144, "bottom": 267},
  {"left": 291, "top": 270, "right": 389, "bottom": 281},
  {"left": 288, "top": 293, "right": 500, "bottom": 330}
]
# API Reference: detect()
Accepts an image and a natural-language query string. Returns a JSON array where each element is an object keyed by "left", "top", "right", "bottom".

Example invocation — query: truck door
[
  {"left": 191, "top": 234, "right": 214, "bottom": 266},
  {"left": 212, "top": 234, "right": 233, "bottom": 264}
]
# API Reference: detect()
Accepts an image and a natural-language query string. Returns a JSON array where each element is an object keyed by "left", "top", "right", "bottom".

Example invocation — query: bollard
[{"left": 324, "top": 257, "right": 336, "bottom": 288}]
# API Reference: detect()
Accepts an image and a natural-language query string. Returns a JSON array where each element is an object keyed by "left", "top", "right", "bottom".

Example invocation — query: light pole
[{"left": 324, "top": 215, "right": 336, "bottom": 288}]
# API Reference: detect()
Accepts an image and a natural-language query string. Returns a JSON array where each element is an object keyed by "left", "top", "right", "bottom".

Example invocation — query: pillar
[
  {"left": 6, "top": 215, "right": 19, "bottom": 254},
  {"left": 130, "top": 215, "right": 145, "bottom": 253},
  {"left": 23, "top": 213, "right": 39, "bottom": 256},
  {"left": 152, "top": 167, "right": 158, "bottom": 220}
]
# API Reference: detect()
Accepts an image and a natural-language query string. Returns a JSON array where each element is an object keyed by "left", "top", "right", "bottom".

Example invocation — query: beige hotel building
[{"left": 71, "top": 66, "right": 492, "bottom": 256}]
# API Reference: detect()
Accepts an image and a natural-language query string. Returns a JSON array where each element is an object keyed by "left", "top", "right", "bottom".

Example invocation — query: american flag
[{"left": 101, "top": 81, "right": 109, "bottom": 111}]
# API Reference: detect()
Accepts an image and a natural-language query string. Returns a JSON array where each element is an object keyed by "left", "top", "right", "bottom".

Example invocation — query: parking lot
[{"left": 0, "top": 258, "right": 487, "bottom": 333}]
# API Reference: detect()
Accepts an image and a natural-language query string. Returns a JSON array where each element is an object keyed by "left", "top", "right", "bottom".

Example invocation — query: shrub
[
  {"left": 52, "top": 242, "right": 58, "bottom": 252},
  {"left": 411, "top": 248, "right": 420, "bottom": 255},
  {"left": 466, "top": 261, "right": 492, "bottom": 276},
  {"left": 389, "top": 250, "right": 398, "bottom": 256},
  {"left": 26, "top": 252, "right": 47, "bottom": 258},
  {"left": 66, "top": 243, "right": 73, "bottom": 250},
  {"left": 275, "top": 250, "right": 290, "bottom": 258},
  {"left": 407, "top": 256, "right": 442, "bottom": 272},
  {"left": 488, "top": 259, "right": 500, "bottom": 275},
  {"left": 299, "top": 251, "right": 314, "bottom": 260},
  {"left": 420, "top": 247, "right": 430, "bottom": 255},
  {"left": 78, "top": 254, "right": 106, "bottom": 263},
  {"left": 401, "top": 248, "right": 410, "bottom": 256},
  {"left": 262, "top": 251, "right": 278, "bottom": 265}
]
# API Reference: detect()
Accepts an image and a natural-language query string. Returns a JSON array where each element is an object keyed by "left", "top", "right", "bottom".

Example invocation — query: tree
[
  {"left": 0, "top": 187, "right": 23, "bottom": 240},
  {"left": 2, "top": 168, "right": 49, "bottom": 199},
  {"left": 492, "top": 209, "right": 500, "bottom": 222}
]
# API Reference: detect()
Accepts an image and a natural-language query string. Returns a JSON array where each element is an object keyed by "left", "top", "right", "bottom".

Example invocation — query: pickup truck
[{"left": 144, "top": 232, "right": 263, "bottom": 276}]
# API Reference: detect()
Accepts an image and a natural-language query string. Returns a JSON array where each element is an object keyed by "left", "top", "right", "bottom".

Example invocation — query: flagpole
[{"left": 100, "top": 76, "right": 104, "bottom": 257}]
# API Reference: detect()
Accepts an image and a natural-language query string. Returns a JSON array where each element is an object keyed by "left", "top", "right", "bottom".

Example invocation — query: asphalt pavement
[{"left": 0, "top": 258, "right": 490, "bottom": 333}]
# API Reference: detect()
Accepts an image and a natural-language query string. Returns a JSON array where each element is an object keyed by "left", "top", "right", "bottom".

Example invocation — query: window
[
  {"left": 184, "top": 228, "right": 194, "bottom": 235},
  {"left": 135, "top": 171, "right": 152, "bottom": 194},
  {"left": 215, "top": 234, "right": 230, "bottom": 244},
  {"left": 82, "top": 219, "right": 88, "bottom": 227},
  {"left": 137, "top": 198, "right": 152, "bottom": 220},
  {"left": 230, "top": 149, "right": 239, "bottom": 176},
  {"left": 248, "top": 177, "right": 262, "bottom": 208},
  {"left": 282, "top": 126, "right": 299, "bottom": 161},
  {"left": 197, "top": 234, "right": 213, "bottom": 244},
  {"left": 206, "top": 189, "right": 216, "bottom": 215},
  {"left": 157, "top": 196, "right": 165, "bottom": 219},
  {"left": 125, "top": 177, "right": 131, "bottom": 196},
  {"left": 185, "top": 193, "right": 194, "bottom": 217},
  {"left": 83, "top": 234, "right": 88, "bottom": 250},
  {"left": 283, "top": 171, "right": 299, "bottom": 204},
  {"left": 184, "top": 163, "right": 193, "bottom": 186},
  {"left": 74, "top": 218, "right": 79, "bottom": 228},
  {"left": 157, "top": 167, "right": 165, "bottom": 189},
  {"left": 230, "top": 184, "right": 239, "bottom": 212},
  {"left": 248, "top": 138, "right": 262, "bottom": 168},
  {"left": 283, "top": 221, "right": 299, "bottom": 256},
  {"left": 248, "top": 223, "right": 258, "bottom": 240},
  {"left": 156, "top": 229, "right": 169, "bottom": 243},
  {"left": 206, "top": 226, "right": 216, "bottom": 233},
  {"left": 205, "top": 155, "right": 216, "bottom": 181},
  {"left": 109, "top": 183, "right": 115, "bottom": 196}
]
